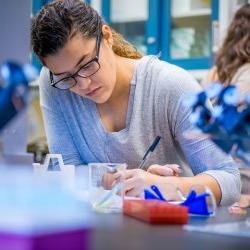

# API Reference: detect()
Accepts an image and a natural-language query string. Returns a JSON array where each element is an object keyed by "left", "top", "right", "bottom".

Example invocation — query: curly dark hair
[
  {"left": 215, "top": 3, "right": 250, "bottom": 84},
  {"left": 31, "top": 0, "right": 141, "bottom": 64}
]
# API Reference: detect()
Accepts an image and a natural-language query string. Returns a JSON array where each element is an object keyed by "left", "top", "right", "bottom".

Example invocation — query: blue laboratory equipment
[
  {"left": 185, "top": 82, "right": 250, "bottom": 165},
  {"left": 144, "top": 185, "right": 166, "bottom": 201},
  {"left": 144, "top": 185, "right": 216, "bottom": 216},
  {"left": 181, "top": 189, "right": 216, "bottom": 216}
]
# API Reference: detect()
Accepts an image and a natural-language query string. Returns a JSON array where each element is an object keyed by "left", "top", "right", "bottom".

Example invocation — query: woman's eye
[
  {"left": 82, "top": 64, "right": 91, "bottom": 70},
  {"left": 64, "top": 77, "right": 75, "bottom": 83}
]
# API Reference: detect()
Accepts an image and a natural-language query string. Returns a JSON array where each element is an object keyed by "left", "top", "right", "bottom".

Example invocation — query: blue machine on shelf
[
  {"left": 0, "top": 0, "right": 35, "bottom": 161},
  {"left": 185, "top": 82, "right": 250, "bottom": 165},
  {"left": 0, "top": 62, "right": 38, "bottom": 131}
]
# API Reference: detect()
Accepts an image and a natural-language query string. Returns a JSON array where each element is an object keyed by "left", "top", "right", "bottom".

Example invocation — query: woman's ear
[{"left": 102, "top": 25, "right": 113, "bottom": 47}]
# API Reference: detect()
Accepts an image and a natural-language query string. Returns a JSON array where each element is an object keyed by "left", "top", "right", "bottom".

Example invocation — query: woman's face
[{"left": 43, "top": 29, "right": 117, "bottom": 104}]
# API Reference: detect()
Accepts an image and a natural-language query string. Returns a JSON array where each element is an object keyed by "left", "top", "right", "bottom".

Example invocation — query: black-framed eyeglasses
[{"left": 50, "top": 32, "right": 102, "bottom": 90}]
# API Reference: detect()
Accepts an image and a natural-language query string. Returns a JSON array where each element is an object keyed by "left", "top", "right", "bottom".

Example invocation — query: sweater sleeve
[
  {"left": 166, "top": 67, "right": 241, "bottom": 205},
  {"left": 39, "top": 67, "right": 82, "bottom": 166}
]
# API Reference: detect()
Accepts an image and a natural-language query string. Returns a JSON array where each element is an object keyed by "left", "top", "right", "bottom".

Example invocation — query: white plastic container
[{"left": 88, "top": 163, "right": 127, "bottom": 213}]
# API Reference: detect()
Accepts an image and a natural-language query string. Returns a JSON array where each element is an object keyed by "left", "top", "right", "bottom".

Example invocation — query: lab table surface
[{"left": 90, "top": 207, "right": 250, "bottom": 250}]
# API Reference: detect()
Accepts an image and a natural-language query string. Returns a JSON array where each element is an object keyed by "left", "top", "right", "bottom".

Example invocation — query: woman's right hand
[{"left": 228, "top": 194, "right": 250, "bottom": 215}]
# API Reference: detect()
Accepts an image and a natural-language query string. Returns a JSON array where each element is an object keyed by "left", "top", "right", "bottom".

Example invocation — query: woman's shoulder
[
  {"left": 39, "top": 66, "right": 72, "bottom": 97},
  {"left": 39, "top": 66, "right": 61, "bottom": 108},
  {"left": 134, "top": 56, "right": 202, "bottom": 111},
  {"left": 142, "top": 56, "right": 201, "bottom": 95},
  {"left": 39, "top": 66, "right": 76, "bottom": 107},
  {"left": 39, "top": 66, "right": 52, "bottom": 92},
  {"left": 232, "top": 63, "right": 250, "bottom": 82},
  {"left": 232, "top": 63, "right": 250, "bottom": 96}
]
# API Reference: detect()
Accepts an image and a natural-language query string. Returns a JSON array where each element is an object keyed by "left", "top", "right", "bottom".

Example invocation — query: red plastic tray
[{"left": 123, "top": 199, "right": 188, "bottom": 224}]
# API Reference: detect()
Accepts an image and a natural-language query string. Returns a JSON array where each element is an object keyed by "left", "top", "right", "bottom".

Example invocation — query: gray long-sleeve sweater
[{"left": 40, "top": 56, "right": 241, "bottom": 205}]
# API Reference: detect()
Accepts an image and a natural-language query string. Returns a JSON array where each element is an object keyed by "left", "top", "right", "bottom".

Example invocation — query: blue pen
[
  {"left": 138, "top": 136, "right": 161, "bottom": 169},
  {"left": 144, "top": 185, "right": 166, "bottom": 201}
]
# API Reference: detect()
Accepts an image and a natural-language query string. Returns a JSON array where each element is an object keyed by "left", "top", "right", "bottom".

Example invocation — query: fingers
[
  {"left": 107, "top": 164, "right": 182, "bottom": 199},
  {"left": 228, "top": 206, "right": 247, "bottom": 215},
  {"left": 113, "top": 167, "right": 184, "bottom": 198},
  {"left": 124, "top": 177, "right": 142, "bottom": 196},
  {"left": 168, "top": 164, "right": 182, "bottom": 175},
  {"left": 228, "top": 195, "right": 250, "bottom": 215},
  {"left": 147, "top": 164, "right": 174, "bottom": 176},
  {"left": 230, "top": 195, "right": 250, "bottom": 208},
  {"left": 101, "top": 172, "right": 116, "bottom": 190},
  {"left": 147, "top": 164, "right": 182, "bottom": 176},
  {"left": 111, "top": 169, "right": 139, "bottom": 192},
  {"left": 107, "top": 168, "right": 133, "bottom": 185},
  {"left": 102, "top": 169, "right": 151, "bottom": 197},
  {"left": 123, "top": 169, "right": 151, "bottom": 197},
  {"left": 125, "top": 186, "right": 144, "bottom": 197},
  {"left": 113, "top": 169, "right": 142, "bottom": 180},
  {"left": 124, "top": 179, "right": 145, "bottom": 197}
]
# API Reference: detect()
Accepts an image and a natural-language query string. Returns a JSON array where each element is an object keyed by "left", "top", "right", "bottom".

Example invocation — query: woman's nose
[{"left": 76, "top": 76, "right": 91, "bottom": 89}]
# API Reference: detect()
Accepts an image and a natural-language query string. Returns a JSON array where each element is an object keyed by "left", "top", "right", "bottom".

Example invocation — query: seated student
[
  {"left": 202, "top": 4, "right": 250, "bottom": 97},
  {"left": 202, "top": 4, "right": 250, "bottom": 209},
  {"left": 31, "top": 0, "right": 240, "bottom": 205}
]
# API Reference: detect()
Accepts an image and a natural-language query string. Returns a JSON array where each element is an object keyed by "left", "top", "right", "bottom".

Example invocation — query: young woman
[
  {"left": 31, "top": 0, "right": 241, "bottom": 205},
  {"left": 203, "top": 4, "right": 250, "bottom": 97}
]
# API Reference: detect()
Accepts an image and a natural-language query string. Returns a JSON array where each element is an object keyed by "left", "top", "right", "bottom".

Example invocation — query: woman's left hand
[{"left": 147, "top": 164, "right": 182, "bottom": 176}]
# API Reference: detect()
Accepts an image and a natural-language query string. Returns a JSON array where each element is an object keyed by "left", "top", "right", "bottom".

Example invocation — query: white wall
[
  {"left": 111, "top": 0, "right": 148, "bottom": 23},
  {"left": 90, "top": 0, "right": 102, "bottom": 14}
]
